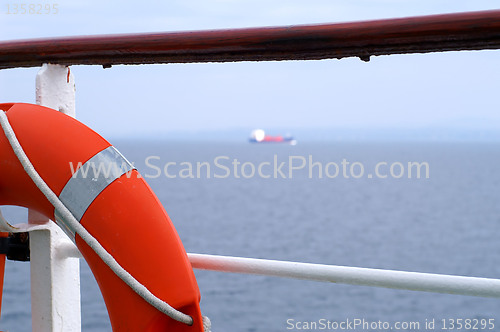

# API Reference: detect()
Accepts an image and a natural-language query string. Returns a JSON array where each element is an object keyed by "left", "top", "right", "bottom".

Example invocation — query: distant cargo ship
[{"left": 249, "top": 129, "right": 297, "bottom": 145}]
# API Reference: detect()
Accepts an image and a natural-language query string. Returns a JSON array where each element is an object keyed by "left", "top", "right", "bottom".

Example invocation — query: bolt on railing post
[{"left": 30, "top": 64, "right": 81, "bottom": 332}]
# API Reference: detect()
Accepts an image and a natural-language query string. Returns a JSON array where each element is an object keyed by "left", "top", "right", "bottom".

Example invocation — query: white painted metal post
[
  {"left": 30, "top": 64, "right": 81, "bottom": 332},
  {"left": 35, "top": 64, "right": 76, "bottom": 117}
]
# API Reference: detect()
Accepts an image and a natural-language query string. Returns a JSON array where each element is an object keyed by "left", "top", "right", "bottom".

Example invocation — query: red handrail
[{"left": 1, "top": 10, "right": 500, "bottom": 69}]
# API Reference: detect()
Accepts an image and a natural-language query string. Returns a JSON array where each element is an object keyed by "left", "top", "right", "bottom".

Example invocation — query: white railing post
[
  {"left": 30, "top": 64, "right": 81, "bottom": 332},
  {"left": 35, "top": 64, "right": 76, "bottom": 117}
]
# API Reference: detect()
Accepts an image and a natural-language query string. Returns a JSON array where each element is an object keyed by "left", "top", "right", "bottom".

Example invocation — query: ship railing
[{"left": 1, "top": 9, "right": 500, "bottom": 332}]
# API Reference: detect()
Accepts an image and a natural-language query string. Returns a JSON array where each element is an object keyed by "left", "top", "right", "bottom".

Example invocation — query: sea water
[{"left": 1, "top": 141, "right": 499, "bottom": 331}]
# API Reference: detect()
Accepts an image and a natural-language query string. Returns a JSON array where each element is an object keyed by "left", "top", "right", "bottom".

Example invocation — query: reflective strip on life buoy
[
  {"left": 55, "top": 146, "right": 135, "bottom": 240},
  {"left": 0, "top": 103, "right": 203, "bottom": 331}
]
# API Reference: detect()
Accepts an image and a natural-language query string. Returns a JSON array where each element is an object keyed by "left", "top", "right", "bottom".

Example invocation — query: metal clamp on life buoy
[{"left": 0, "top": 103, "right": 204, "bottom": 331}]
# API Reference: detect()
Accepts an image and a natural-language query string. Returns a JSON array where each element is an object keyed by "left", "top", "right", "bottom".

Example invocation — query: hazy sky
[{"left": 1, "top": 1, "right": 499, "bottom": 138}]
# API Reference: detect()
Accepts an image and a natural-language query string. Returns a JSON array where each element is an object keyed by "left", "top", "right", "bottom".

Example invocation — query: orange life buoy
[{"left": 0, "top": 103, "right": 203, "bottom": 331}]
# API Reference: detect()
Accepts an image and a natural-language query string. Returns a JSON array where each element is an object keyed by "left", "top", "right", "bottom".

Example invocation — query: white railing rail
[
  {"left": 53, "top": 249, "right": 500, "bottom": 298},
  {"left": 39, "top": 247, "right": 500, "bottom": 299},
  {"left": 188, "top": 253, "right": 500, "bottom": 298}
]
